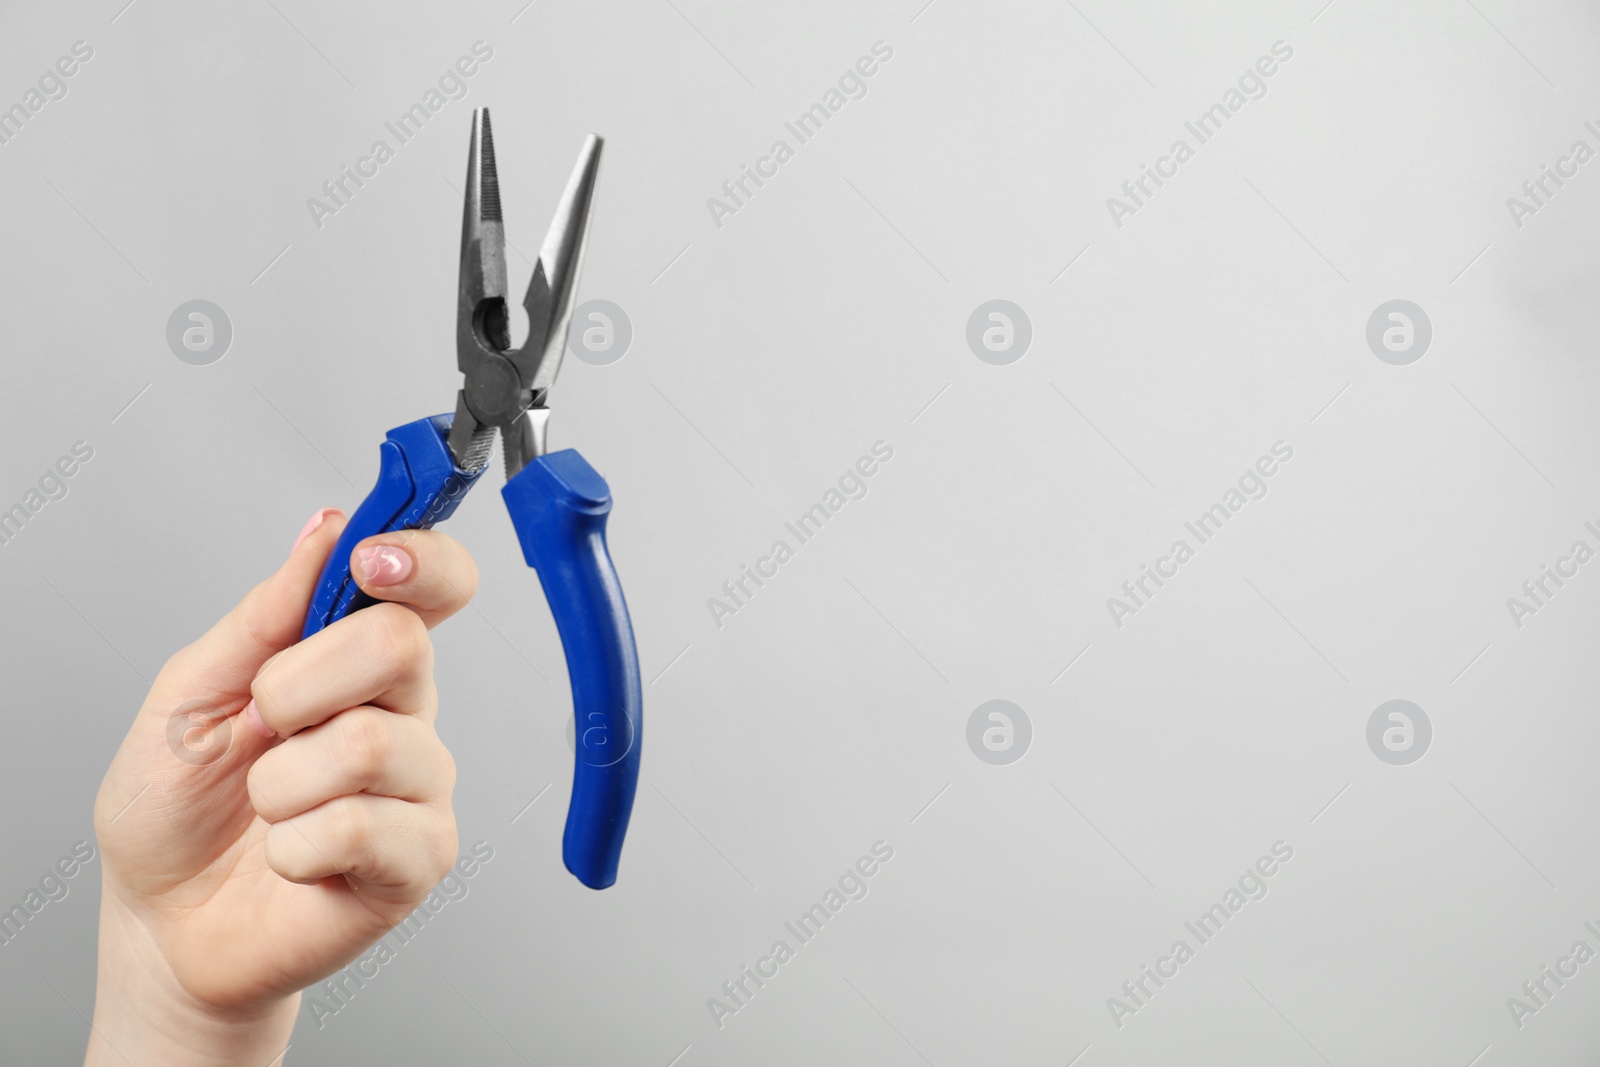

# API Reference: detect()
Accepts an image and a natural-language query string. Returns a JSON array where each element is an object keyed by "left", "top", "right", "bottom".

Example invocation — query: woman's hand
[{"left": 86, "top": 509, "right": 478, "bottom": 1066}]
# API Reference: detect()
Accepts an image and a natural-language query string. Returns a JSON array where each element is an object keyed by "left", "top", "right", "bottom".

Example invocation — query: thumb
[{"left": 157, "top": 507, "right": 348, "bottom": 703}]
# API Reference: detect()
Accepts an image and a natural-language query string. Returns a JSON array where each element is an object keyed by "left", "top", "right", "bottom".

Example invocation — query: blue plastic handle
[
  {"left": 303, "top": 415, "right": 484, "bottom": 639},
  {"left": 502, "top": 449, "right": 642, "bottom": 890}
]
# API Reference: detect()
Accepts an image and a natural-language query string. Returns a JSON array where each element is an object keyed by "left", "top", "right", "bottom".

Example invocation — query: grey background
[{"left": 2, "top": 0, "right": 1598, "bottom": 1063}]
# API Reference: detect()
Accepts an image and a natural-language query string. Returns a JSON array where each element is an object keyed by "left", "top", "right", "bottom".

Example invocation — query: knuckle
[
  {"left": 438, "top": 742, "right": 458, "bottom": 796},
  {"left": 337, "top": 709, "right": 392, "bottom": 784},
  {"left": 329, "top": 798, "right": 373, "bottom": 867},
  {"left": 249, "top": 655, "right": 294, "bottom": 724},
  {"left": 240, "top": 581, "right": 278, "bottom": 650},
  {"left": 264, "top": 823, "right": 315, "bottom": 882},
  {"left": 244, "top": 758, "right": 280, "bottom": 820},
  {"left": 159, "top": 642, "right": 202, "bottom": 684},
  {"left": 368, "top": 604, "right": 429, "bottom": 673},
  {"left": 428, "top": 814, "right": 459, "bottom": 880},
  {"left": 417, "top": 734, "right": 457, "bottom": 802}
]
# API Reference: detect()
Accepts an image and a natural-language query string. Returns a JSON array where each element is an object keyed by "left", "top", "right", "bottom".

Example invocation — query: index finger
[{"left": 348, "top": 528, "right": 479, "bottom": 629}]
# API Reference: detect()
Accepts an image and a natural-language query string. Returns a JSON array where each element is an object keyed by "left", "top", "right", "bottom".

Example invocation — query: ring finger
[{"left": 247, "top": 706, "right": 454, "bottom": 824}]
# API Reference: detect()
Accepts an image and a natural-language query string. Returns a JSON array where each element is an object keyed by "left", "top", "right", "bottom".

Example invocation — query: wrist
[{"left": 87, "top": 894, "right": 298, "bottom": 1067}]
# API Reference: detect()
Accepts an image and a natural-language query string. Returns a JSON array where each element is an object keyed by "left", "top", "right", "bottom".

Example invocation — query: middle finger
[{"left": 249, "top": 601, "right": 436, "bottom": 737}]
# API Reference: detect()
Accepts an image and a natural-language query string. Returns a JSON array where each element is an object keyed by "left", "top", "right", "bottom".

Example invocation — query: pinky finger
[{"left": 263, "top": 794, "right": 456, "bottom": 903}]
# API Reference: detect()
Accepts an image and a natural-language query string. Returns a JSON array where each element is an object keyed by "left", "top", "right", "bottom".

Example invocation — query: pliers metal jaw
[
  {"left": 447, "top": 108, "right": 599, "bottom": 478},
  {"left": 300, "top": 107, "right": 641, "bottom": 890}
]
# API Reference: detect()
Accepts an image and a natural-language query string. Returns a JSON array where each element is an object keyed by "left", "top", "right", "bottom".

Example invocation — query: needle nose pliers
[{"left": 300, "top": 107, "right": 641, "bottom": 890}]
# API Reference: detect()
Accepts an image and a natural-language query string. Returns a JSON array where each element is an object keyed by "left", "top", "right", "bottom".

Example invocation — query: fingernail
[
  {"left": 242, "top": 699, "right": 275, "bottom": 739},
  {"left": 292, "top": 508, "right": 337, "bottom": 551},
  {"left": 357, "top": 545, "right": 413, "bottom": 586}
]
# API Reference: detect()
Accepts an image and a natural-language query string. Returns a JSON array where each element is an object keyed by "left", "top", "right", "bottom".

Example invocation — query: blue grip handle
[
  {"left": 302, "top": 415, "right": 484, "bottom": 639},
  {"left": 502, "top": 449, "right": 642, "bottom": 890}
]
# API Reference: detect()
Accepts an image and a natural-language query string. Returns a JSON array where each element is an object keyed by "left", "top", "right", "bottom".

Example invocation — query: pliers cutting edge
[{"left": 301, "top": 107, "right": 641, "bottom": 890}]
